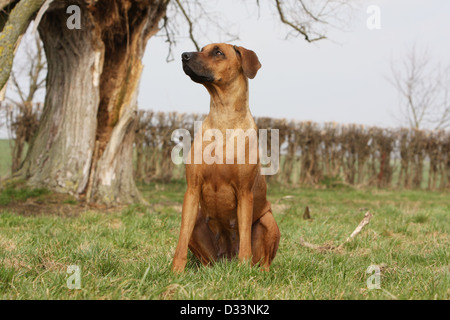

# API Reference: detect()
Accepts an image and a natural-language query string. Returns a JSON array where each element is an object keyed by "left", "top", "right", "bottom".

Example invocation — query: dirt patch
[
  {"left": 2, "top": 256, "right": 30, "bottom": 269},
  {"left": 107, "top": 218, "right": 123, "bottom": 230},
  {"left": 271, "top": 203, "right": 290, "bottom": 214},
  {"left": 0, "top": 192, "right": 123, "bottom": 217},
  {"left": 0, "top": 235, "right": 16, "bottom": 251}
]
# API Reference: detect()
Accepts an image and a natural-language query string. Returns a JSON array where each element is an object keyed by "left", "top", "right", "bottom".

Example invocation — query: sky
[
  {"left": 2, "top": 0, "right": 449, "bottom": 139},
  {"left": 138, "top": 0, "right": 450, "bottom": 129}
]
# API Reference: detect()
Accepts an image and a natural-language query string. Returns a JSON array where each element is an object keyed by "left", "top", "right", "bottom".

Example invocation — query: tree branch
[
  {"left": 391, "top": 45, "right": 450, "bottom": 130},
  {"left": 299, "top": 211, "right": 373, "bottom": 252},
  {"left": 30, "top": 0, "right": 52, "bottom": 34},
  {"left": 161, "top": 14, "right": 176, "bottom": 62},
  {"left": 274, "top": 0, "right": 326, "bottom": 42},
  {"left": 0, "top": 0, "right": 46, "bottom": 93},
  {"left": 0, "top": 0, "right": 16, "bottom": 12},
  {"left": 298, "top": 0, "right": 327, "bottom": 24},
  {"left": 174, "top": 0, "right": 200, "bottom": 51},
  {"left": 341, "top": 211, "right": 373, "bottom": 245}
]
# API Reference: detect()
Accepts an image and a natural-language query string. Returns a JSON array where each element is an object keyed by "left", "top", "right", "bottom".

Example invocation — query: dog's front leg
[
  {"left": 237, "top": 192, "right": 254, "bottom": 263},
  {"left": 172, "top": 187, "right": 200, "bottom": 273}
]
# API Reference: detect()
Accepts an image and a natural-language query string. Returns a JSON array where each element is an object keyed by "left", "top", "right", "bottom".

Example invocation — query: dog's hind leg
[{"left": 251, "top": 210, "right": 280, "bottom": 271}]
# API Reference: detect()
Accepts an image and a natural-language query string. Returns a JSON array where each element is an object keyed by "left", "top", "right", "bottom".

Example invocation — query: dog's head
[{"left": 181, "top": 43, "right": 261, "bottom": 87}]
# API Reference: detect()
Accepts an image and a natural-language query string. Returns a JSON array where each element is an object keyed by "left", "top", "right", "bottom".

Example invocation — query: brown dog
[{"left": 172, "top": 43, "right": 280, "bottom": 272}]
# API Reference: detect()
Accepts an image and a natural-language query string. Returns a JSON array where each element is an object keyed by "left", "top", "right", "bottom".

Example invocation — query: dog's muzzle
[{"left": 182, "top": 52, "right": 214, "bottom": 84}]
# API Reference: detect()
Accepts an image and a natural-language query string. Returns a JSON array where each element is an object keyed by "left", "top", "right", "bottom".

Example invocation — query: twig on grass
[
  {"left": 298, "top": 238, "right": 336, "bottom": 252},
  {"left": 341, "top": 211, "right": 373, "bottom": 246},
  {"left": 299, "top": 211, "right": 373, "bottom": 252}
]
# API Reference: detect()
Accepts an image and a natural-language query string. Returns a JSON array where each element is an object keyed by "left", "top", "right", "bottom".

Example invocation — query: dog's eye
[{"left": 215, "top": 50, "right": 224, "bottom": 56}]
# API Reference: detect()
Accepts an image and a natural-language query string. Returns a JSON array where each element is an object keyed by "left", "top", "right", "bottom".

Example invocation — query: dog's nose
[{"left": 182, "top": 52, "right": 193, "bottom": 61}]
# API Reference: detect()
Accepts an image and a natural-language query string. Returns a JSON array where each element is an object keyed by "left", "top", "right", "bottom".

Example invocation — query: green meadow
[
  {"left": 0, "top": 180, "right": 448, "bottom": 299},
  {"left": 0, "top": 139, "right": 448, "bottom": 299}
]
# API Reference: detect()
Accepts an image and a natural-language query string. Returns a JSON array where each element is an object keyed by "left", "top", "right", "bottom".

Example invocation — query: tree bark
[
  {"left": 0, "top": 0, "right": 46, "bottom": 91},
  {"left": 18, "top": 5, "right": 103, "bottom": 195},
  {"left": 16, "top": 0, "right": 168, "bottom": 206},
  {"left": 0, "top": 0, "right": 17, "bottom": 12}
]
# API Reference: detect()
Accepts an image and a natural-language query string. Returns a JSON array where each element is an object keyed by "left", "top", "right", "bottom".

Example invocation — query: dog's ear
[{"left": 233, "top": 45, "right": 261, "bottom": 79}]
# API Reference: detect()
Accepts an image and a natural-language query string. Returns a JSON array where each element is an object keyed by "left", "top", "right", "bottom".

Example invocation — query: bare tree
[
  {"left": 2, "top": 31, "right": 46, "bottom": 173},
  {"left": 389, "top": 45, "right": 450, "bottom": 130},
  {"left": 0, "top": 0, "right": 356, "bottom": 206}
]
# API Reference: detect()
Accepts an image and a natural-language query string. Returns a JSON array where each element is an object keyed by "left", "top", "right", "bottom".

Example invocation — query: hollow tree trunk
[{"left": 17, "top": 0, "right": 167, "bottom": 205}]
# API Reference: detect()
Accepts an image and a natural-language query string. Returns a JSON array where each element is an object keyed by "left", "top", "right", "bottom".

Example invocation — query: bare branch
[
  {"left": 0, "top": 0, "right": 16, "bottom": 12},
  {"left": 8, "top": 30, "right": 46, "bottom": 104},
  {"left": 161, "top": 14, "right": 176, "bottom": 62},
  {"left": 10, "top": 72, "right": 25, "bottom": 103},
  {"left": 174, "top": 0, "right": 200, "bottom": 51},
  {"left": 274, "top": 0, "right": 325, "bottom": 42},
  {"left": 30, "top": 0, "right": 52, "bottom": 34},
  {"left": 298, "top": 0, "right": 328, "bottom": 24},
  {"left": 0, "top": 0, "right": 46, "bottom": 93},
  {"left": 157, "top": 0, "right": 353, "bottom": 62},
  {"left": 298, "top": 211, "right": 373, "bottom": 252},
  {"left": 389, "top": 45, "right": 450, "bottom": 130},
  {"left": 272, "top": 0, "right": 355, "bottom": 42},
  {"left": 341, "top": 211, "right": 373, "bottom": 245}
]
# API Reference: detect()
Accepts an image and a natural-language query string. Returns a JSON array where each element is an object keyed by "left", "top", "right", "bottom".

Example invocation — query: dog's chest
[{"left": 199, "top": 164, "right": 240, "bottom": 220}]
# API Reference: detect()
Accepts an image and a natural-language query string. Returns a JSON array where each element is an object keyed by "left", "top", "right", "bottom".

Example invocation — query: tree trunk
[{"left": 16, "top": 0, "right": 167, "bottom": 206}]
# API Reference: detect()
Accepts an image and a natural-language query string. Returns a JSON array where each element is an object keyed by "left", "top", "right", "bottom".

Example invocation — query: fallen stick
[
  {"left": 298, "top": 237, "right": 337, "bottom": 252},
  {"left": 299, "top": 211, "right": 373, "bottom": 252},
  {"left": 340, "top": 211, "right": 373, "bottom": 246}
]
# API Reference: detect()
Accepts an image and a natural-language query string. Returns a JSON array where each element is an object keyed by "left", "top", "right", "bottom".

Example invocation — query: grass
[
  {"left": 0, "top": 186, "right": 50, "bottom": 206},
  {"left": 0, "top": 139, "right": 12, "bottom": 178},
  {"left": 0, "top": 180, "right": 448, "bottom": 300}
]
